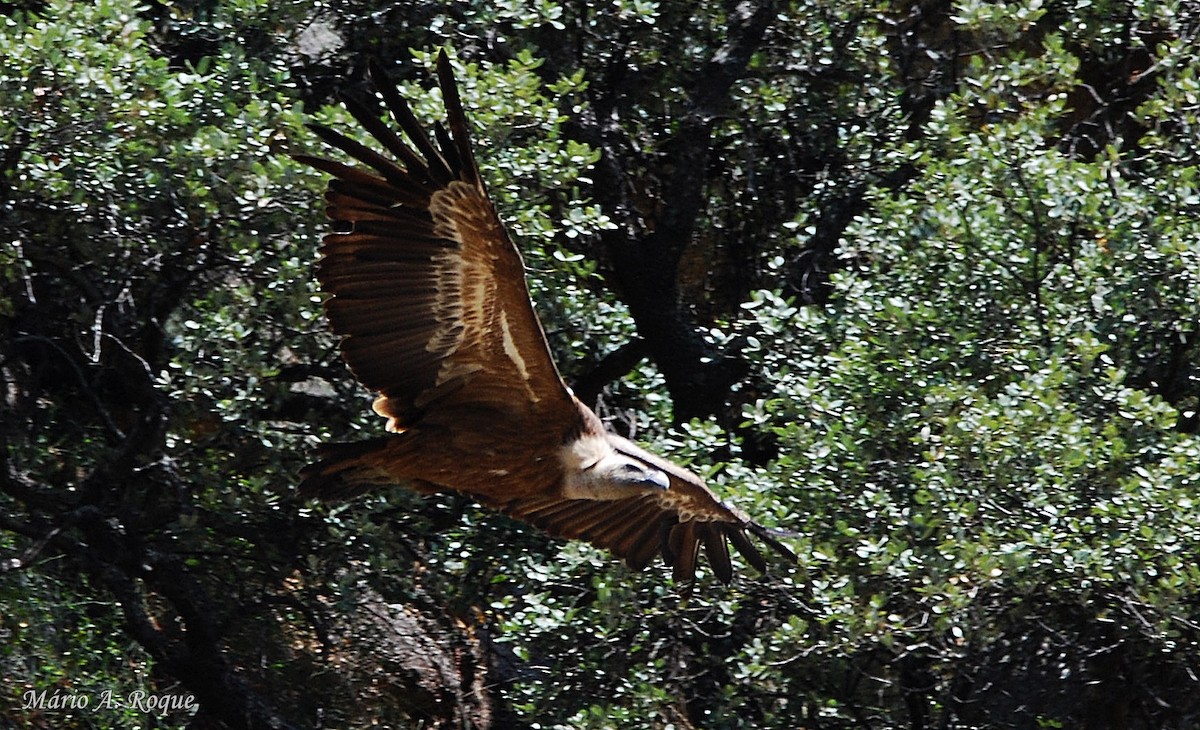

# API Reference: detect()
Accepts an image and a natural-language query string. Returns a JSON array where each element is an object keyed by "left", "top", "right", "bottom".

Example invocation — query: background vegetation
[{"left": 3, "top": 0, "right": 1199, "bottom": 727}]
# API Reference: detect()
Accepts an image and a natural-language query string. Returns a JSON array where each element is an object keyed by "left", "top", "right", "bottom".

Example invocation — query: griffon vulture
[{"left": 295, "top": 51, "right": 794, "bottom": 583}]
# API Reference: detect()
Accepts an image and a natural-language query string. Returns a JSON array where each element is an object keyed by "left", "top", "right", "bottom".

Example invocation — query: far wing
[
  {"left": 504, "top": 436, "right": 795, "bottom": 583},
  {"left": 295, "top": 51, "right": 576, "bottom": 430}
]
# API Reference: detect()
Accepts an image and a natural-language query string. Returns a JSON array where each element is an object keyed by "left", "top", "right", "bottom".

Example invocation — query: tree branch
[
  {"left": 569, "top": 337, "right": 651, "bottom": 407},
  {"left": 572, "top": 1, "right": 778, "bottom": 421}
]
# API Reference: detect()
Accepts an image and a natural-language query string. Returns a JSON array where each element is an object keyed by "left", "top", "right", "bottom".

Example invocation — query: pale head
[{"left": 560, "top": 434, "right": 670, "bottom": 500}]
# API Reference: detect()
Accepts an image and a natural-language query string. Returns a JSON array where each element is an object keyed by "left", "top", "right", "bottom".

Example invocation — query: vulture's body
[{"left": 296, "top": 51, "right": 793, "bottom": 582}]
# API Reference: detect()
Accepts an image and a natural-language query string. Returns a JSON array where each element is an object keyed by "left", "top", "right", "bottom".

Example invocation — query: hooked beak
[{"left": 644, "top": 469, "right": 670, "bottom": 490}]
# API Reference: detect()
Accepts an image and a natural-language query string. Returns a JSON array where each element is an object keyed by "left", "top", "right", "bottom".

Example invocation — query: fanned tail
[{"left": 298, "top": 437, "right": 397, "bottom": 501}]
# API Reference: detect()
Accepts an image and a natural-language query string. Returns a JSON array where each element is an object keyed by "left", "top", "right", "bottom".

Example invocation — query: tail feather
[{"left": 298, "top": 437, "right": 398, "bottom": 501}]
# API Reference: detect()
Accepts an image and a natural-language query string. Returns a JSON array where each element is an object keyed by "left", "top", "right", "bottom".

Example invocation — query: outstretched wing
[
  {"left": 295, "top": 51, "right": 577, "bottom": 430},
  {"left": 505, "top": 435, "right": 796, "bottom": 583}
]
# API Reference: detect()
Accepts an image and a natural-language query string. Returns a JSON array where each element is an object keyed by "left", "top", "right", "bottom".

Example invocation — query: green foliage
[
  {"left": 732, "top": 9, "right": 1200, "bottom": 725},
  {"left": 2, "top": 0, "right": 318, "bottom": 726},
  {"left": 4, "top": 0, "right": 1200, "bottom": 728}
]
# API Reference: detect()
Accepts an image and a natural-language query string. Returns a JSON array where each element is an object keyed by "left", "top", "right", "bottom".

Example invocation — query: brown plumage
[{"left": 295, "top": 50, "right": 794, "bottom": 583}]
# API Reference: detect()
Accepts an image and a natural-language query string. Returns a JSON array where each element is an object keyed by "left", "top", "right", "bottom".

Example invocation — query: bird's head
[{"left": 560, "top": 435, "right": 670, "bottom": 500}]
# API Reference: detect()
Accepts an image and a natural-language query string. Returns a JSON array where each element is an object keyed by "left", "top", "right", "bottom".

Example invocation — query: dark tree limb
[
  {"left": 573, "top": 0, "right": 778, "bottom": 421},
  {"left": 569, "top": 337, "right": 650, "bottom": 407}
]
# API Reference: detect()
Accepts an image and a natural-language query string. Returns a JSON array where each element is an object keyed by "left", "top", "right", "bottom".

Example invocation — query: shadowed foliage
[{"left": 3, "top": 1, "right": 1200, "bottom": 728}]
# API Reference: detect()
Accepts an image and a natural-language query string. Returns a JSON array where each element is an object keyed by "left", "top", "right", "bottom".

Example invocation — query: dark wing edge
[
  {"left": 611, "top": 433, "right": 797, "bottom": 580},
  {"left": 504, "top": 495, "right": 796, "bottom": 584},
  {"left": 297, "top": 437, "right": 395, "bottom": 501}
]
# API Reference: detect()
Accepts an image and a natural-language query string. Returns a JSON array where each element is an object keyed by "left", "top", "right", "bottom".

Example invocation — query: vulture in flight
[{"left": 295, "top": 51, "right": 794, "bottom": 583}]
